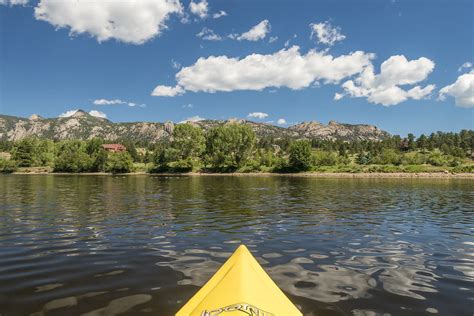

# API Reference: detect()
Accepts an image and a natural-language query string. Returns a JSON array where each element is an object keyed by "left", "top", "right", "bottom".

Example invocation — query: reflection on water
[{"left": 0, "top": 175, "right": 473, "bottom": 315}]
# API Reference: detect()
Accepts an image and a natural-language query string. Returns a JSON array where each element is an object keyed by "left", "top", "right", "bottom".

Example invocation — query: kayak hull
[{"left": 176, "top": 245, "right": 302, "bottom": 316}]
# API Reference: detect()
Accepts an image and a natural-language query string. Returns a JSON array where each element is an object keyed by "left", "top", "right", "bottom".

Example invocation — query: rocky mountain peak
[
  {"left": 226, "top": 118, "right": 245, "bottom": 124},
  {"left": 0, "top": 113, "right": 391, "bottom": 142},
  {"left": 29, "top": 114, "right": 43, "bottom": 120},
  {"left": 289, "top": 119, "right": 390, "bottom": 141},
  {"left": 71, "top": 109, "right": 88, "bottom": 118}
]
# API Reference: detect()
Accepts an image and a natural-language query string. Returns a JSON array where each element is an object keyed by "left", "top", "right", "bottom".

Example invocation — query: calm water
[{"left": 0, "top": 175, "right": 473, "bottom": 316}]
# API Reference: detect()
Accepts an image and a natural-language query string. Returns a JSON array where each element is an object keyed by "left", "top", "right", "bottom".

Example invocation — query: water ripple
[{"left": 0, "top": 175, "right": 473, "bottom": 316}]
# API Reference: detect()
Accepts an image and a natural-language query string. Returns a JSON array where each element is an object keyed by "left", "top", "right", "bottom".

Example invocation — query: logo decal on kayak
[{"left": 202, "top": 302, "right": 274, "bottom": 316}]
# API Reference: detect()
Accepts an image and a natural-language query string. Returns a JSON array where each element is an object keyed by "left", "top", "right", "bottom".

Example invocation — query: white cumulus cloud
[
  {"left": 247, "top": 112, "right": 268, "bottom": 119},
  {"left": 93, "top": 98, "right": 144, "bottom": 107},
  {"left": 34, "top": 0, "right": 182, "bottom": 44},
  {"left": 197, "top": 27, "right": 222, "bottom": 41},
  {"left": 152, "top": 85, "right": 185, "bottom": 97},
  {"left": 277, "top": 118, "right": 287, "bottom": 125},
  {"left": 152, "top": 46, "right": 374, "bottom": 96},
  {"left": 93, "top": 99, "right": 125, "bottom": 105},
  {"left": 59, "top": 110, "right": 80, "bottom": 118},
  {"left": 127, "top": 102, "right": 146, "bottom": 108},
  {"left": 59, "top": 109, "right": 107, "bottom": 118},
  {"left": 439, "top": 72, "right": 474, "bottom": 108},
  {"left": 235, "top": 20, "right": 270, "bottom": 41},
  {"left": 172, "top": 59, "right": 181, "bottom": 69},
  {"left": 89, "top": 110, "right": 107, "bottom": 119},
  {"left": 213, "top": 10, "right": 227, "bottom": 19},
  {"left": 334, "top": 92, "right": 344, "bottom": 101},
  {"left": 338, "top": 55, "right": 436, "bottom": 106},
  {"left": 458, "top": 62, "right": 473, "bottom": 72},
  {"left": 189, "top": 0, "right": 208, "bottom": 19},
  {"left": 0, "top": 0, "right": 28, "bottom": 6},
  {"left": 180, "top": 115, "right": 205, "bottom": 123},
  {"left": 310, "top": 21, "right": 346, "bottom": 46}
]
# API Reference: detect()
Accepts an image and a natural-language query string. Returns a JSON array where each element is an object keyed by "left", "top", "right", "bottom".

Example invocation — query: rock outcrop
[
  {"left": 0, "top": 112, "right": 390, "bottom": 142},
  {"left": 290, "top": 120, "right": 390, "bottom": 141}
]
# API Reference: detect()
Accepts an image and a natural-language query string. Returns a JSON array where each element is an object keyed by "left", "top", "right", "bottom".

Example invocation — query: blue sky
[{"left": 0, "top": 0, "right": 473, "bottom": 136}]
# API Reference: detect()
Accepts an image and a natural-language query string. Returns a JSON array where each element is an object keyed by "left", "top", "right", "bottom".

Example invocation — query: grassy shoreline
[{"left": 7, "top": 169, "right": 474, "bottom": 178}]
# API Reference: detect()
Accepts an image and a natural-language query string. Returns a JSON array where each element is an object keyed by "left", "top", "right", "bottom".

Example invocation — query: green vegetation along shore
[{"left": 1, "top": 123, "right": 473, "bottom": 175}]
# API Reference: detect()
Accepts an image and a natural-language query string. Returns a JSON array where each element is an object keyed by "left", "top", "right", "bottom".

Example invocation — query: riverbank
[
  {"left": 7, "top": 169, "right": 474, "bottom": 178},
  {"left": 159, "top": 172, "right": 474, "bottom": 178}
]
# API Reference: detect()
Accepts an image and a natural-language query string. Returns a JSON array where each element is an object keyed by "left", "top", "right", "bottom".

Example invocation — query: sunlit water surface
[{"left": 0, "top": 175, "right": 473, "bottom": 316}]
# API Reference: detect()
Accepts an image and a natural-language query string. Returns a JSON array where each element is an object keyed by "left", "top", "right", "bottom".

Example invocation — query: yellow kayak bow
[{"left": 176, "top": 244, "right": 302, "bottom": 316}]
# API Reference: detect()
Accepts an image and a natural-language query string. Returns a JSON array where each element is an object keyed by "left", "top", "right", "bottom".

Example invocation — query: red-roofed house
[{"left": 102, "top": 144, "right": 126, "bottom": 152}]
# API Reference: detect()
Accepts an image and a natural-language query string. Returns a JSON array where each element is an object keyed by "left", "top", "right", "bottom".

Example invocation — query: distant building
[{"left": 102, "top": 144, "right": 126, "bottom": 152}]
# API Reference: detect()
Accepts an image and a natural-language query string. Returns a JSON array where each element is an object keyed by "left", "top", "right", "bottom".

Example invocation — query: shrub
[
  {"left": 106, "top": 152, "right": 134, "bottom": 173},
  {"left": 401, "top": 152, "right": 427, "bottom": 165},
  {"left": 373, "top": 149, "right": 402, "bottom": 165},
  {"left": 449, "top": 157, "right": 462, "bottom": 167},
  {"left": 427, "top": 150, "right": 448, "bottom": 166},
  {"left": 452, "top": 165, "right": 474, "bottom": 173},
  {"left": 0, "top": 158, "right": 17, "bottom": 173},
  {"left": 237, "top": 163, "right": 260, "bottom": 173},
  {"left": 167, "top": 158, "right": 194, "bottom": 172},
  {"left": 313, "top": 150, "right": 339, "bottom": 166},
  {"left": 257, "top": 149, "right": 278, "bottom": 168},
  {"left": 288, "top": 140, "right": 312, "bottom": 171},
  {"left": 272, "top": 156, "right": 290, "bottom": 172},
  {"left": 356, "top": 152, "right": 373, "bottom": 165},
  {"left": 335, "top": 164, "right": 363, "bottom": 173}
]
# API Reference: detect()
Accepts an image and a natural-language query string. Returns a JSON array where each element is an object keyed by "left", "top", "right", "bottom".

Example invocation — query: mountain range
[{"left": 0, "top": 110, "right": 390, "bottom": 143}]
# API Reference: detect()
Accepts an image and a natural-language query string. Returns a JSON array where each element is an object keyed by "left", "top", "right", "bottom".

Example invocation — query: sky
[{"left": 0, "top": 0, "right": 473, "bottom": 136}]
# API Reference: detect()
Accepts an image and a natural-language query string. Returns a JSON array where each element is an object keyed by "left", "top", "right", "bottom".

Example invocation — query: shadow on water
[{"left": 0, "top": 175, "right": 473, "bottom": 315}]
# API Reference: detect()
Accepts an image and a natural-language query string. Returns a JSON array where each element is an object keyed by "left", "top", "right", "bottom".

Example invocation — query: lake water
[{"left": 0, "top": 175, "right": 473, "bottom": 316}]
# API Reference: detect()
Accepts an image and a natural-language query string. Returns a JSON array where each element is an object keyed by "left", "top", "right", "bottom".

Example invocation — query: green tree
[
  {"left": 356, "top": 152, "right": 372, "bottom": 165},
  {"left": 407, "top": 133, "right": 416, "bottom": 151},
  {"left": 164, "top": 123, "right": 206, "bottom": 171},
  {"left": 54, "top": 140, "right": 92, "bottom": 172},
  {"left": 205, "top": 123, "right": 256, "bottom": 171},
  {"left": 416, "top": 134, "right": 428, "bottom": 152},
  {"left": 35, "top": 139, "right": 55, "bottom": 166},
  {"left": 119, "top": 140, "right": 139, "bottom": 162},
  {"left": 313, "top": 150, "right": 339, "bottom": 166},
  {"left": 288, "top": 140, "right": 312, "bottom": 171},
  {"left": 106, "top": 152, "right": 134, "bottom": 173},
  {"left": 0, "top": 158, "right": 17, "bottom": 173},
  {"left": 11, "top": 138, "right": 36, "bottom": 167},
  {"left": 150, "top": 141, "right": 169, "bottom": 171},
  {"left": 0, "top": 140, "right": 13, "bottom": 152},
  {"left": 10, "top": 138, "right": 54, "bottom": 167},
  {"left": 85, "top": 138, "right": 107, "bottom": 171},
  {"left": 143, "top": 150, "right": 153, "bottom": 164}
]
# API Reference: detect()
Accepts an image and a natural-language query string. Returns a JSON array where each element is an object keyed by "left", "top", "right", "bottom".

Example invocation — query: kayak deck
[{"left": 176, "top": 245, "right": 302, "bottom": 316}]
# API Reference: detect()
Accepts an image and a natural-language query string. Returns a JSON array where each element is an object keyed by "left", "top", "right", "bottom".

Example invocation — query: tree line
[
  {"left": 0, "top": 124, "right": 472, "bottom": 173},
  {"left": 0, "top": 138, "right": 133, "bottom": 173}
]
